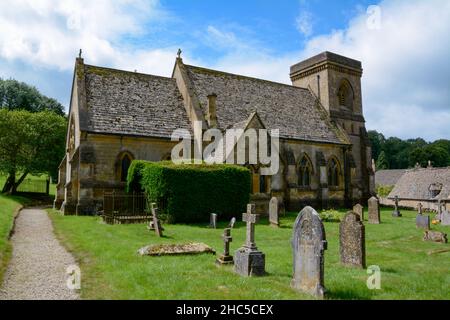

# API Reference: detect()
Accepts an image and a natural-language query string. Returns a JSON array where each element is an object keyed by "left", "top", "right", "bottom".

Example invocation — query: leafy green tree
[
  {"left": 409, "top": 147, "right": 428, "bottom": 167},
  {"left": 0, "top": 109, "right": 67, "bottom": 194},
  {"left": 0, "top": 78, "right": 64, "bottom": 115},
  {"left": 425, "top": 145, "right": 450, "bottom": 167},
  {"left": 376, "top": 151, "right": 389, "bottom": 170},
  {"left": 368, "top": 130, "right": 385, "bottom": 161}
]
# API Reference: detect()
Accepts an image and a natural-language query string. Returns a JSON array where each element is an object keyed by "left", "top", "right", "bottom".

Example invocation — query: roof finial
[
  {"left": 78, "top": 49, "right": 82, "bottom": 58},
  {"left": 177, "top": 48, "right": 182, "bottom": 59}
]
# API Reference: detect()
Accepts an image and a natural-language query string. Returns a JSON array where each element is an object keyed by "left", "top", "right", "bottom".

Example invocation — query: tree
[
  {"left": 376, "top": 151, "right": 389, "bottom": 170},
  {"left": 0, "top": 109, "right": 67, "bottom": 194},
  {"left": 368, "top": 130, "right": 385, "bottom": 161},
  {"left": 0, "top": 78, "right": 64, "bottom": 115}
]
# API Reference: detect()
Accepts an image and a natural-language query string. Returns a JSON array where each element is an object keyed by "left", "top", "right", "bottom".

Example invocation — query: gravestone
[
  {"left": 392, "top": 196, "right": 402, "bottom": 217},
  {"left": 291, "top": 206, "right": 327, "bottom": 298},
  {"left": 435, "top": 201, "right": 443, "bottom": 221},
  {"left": 339, "top": 211, "right": 366, "bottom": 268},
  {"left": 150, "top": 203, "right": 163, "bottom": 237},
  {"left": 441, "top": 211, "right": 450, "bottom": 226},
  {"left": 417, "top": 203, "right": 423, "bottom": 215},
  {"left": 210, "top": 213, "right": 218, "bottom": 229},
  {"left": 216, "top": 228, "right": 234, "bottom": 265},
  {"left": 423, "top": 230, "right": 448, "bottom": 243},
  {"left": 234, "top": 204, "right": 265, "bottom": 277},
  {"left": 416, "top": 214, "right": 430, "bottom": 230},
  {"left": 269, "top": 197, "right": 280, "bottom": 227},
  {"left": 368, "top": 197, "right": 381, "bottom": 224},
  {"left": 228, "top": 217, "right": 236, "bottom": 229},
  {"left": 353, "top": 204, "right": 364, "bottom": 221}
]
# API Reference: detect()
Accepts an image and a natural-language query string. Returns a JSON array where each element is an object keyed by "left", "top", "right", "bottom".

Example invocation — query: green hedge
[{"left": 127, "top": 161, "right": 251, "bottom": 223}]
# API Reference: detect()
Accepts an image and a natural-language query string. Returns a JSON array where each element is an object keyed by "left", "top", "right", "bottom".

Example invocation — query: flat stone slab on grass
[{"left": 138, "top": 242, "right": 216, "bottom": 256}]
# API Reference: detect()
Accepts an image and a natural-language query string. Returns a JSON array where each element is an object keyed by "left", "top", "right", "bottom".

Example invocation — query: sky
[{"left": 0, "top": 0, "right": 449, "bottom": 141}]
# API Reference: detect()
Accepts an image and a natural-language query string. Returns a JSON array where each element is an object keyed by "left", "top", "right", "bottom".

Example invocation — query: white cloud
[
  {"left": 0, "top": 0, "right": 177, "bottom": 75},
  {"left": 295, "top": 11, "right": 314, "bottom": 37}
]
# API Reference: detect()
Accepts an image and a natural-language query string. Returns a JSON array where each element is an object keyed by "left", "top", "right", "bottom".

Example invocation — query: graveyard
[{"left": 47, "top": 206, "right": 450, "bottom": 300}]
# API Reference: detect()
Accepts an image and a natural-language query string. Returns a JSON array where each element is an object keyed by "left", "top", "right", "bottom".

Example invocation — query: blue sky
[{"left": 0, "top": 0, "right": 449, "bottom": 141}]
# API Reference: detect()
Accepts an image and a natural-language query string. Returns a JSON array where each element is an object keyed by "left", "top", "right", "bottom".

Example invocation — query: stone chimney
[{"left": 207, "top": 93, "right": 218, "bottom": 128}]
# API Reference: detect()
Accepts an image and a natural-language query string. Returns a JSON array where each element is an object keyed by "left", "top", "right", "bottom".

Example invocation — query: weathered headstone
[
  {"left": 210, "top": 213, "right": 218, "bottom": 229},
  {"left": 353, "top": 204, "right": 364, "bottom": 221},
  {"left": 228, "top": 217, "right": 236, "bottom": 229},
  {"left": 234, "top": 204, "right": 265, "bottom": 277},
  {"left": 416, "top": 214, "right": 430, "bottom": 230},
  {"left": 423, "top": 230, "right": 448, "bottom": 243},
  {"left": 340, "top": 211, "right": 366, "bottom": 268},
  {"left": 291, "top": 206, "right": 327, "bottom": 298},
  {"left": 392, "top": 196, "right": 402, "bottom": 217},
  {"left": 216, "top": 228, "right": 233, "bottom": 265},
  {"left": 368, "top": 196, "right": 381, "bottom": 224},
  {"left": 269, "top": 197, "right": 280, "bottom": 227},
  {"left": 417, "top": 203, "right": 423, "bottom": 215},
  {"left": 441, "top": 211, "right": 450, "bottom": 226},
  {"left": 150, "top": 203, "right": 163, "bottom": 237}
]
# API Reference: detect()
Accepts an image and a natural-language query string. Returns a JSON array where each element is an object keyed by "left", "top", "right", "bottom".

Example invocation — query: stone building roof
[
  {"left": 375, "top": 169, "right": 407, "bottom": 186},
  {"left": 388, "top": 167, "right": 450, "bottom": 201},
  {"left": 83, "top": 65, "right": 191, "bottom": 139},
  {"left": 185, "top": 65, "right": 348, "bottom": 144}
]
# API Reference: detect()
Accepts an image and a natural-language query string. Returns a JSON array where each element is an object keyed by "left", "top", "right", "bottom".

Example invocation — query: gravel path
[{"left": 0, "top": 208, "right": 80, "bottom": 300}]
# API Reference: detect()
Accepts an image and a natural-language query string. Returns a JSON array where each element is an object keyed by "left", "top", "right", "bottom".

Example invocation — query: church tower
[{"left": 290, "top": 51, "right": 374, "bottom": 203}]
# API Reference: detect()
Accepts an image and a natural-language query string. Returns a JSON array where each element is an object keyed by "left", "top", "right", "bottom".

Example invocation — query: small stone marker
[
  {"left": 368, "top": 196, "right": 381, "bottom": 224},
  {"left": 234, "top": 204, "right": 265, "bottom": 277},
  {"left": 151, "top": 203, "right": 163, "bottom": 237},
  {"left": 423, "top": 230, "right": 448, "bottom": 243},
  {"left": 416, "top": 214, "right": 430, "bottom": 230},
  {"left": 353, "top": 204, "right": 364, "bottom": 221},
  {"left": 269, "top": 197, "right": 280, "bottom": 227},
  {"left": 216, "top": 228, "right": 233, "bottom": 265},
  {"left": 417, "top": 203, "right": 423, "bottom": 215},
  {"left": 392, "top": 196, "right": 402, "bottom": 217},
  {"left": 210, "top": 213, "right": 218, "bottom": 229},
  {"left": 228, "top": 217, "right": 236, "bottom": 229},
  {"left": 291, "top": 206, "right": 327, "bottom": 298},
  {"left": 441, "top": 211, "right": 450, "bottom": 226},
  {"left": 340, "top": 211, "right": 366, "bottom": 268}
]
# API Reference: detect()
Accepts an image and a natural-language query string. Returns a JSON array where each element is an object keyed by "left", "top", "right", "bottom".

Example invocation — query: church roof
[
  {"left": 375, "top": 169, "right": 407, "bottom": 186},
  {"left": 388, "top": 167, "right": 450, "bottom": 201},
  {"left": 184, "top": 65, "right": 348, "bottom": 144},
  {"left": 82, "top": 65, "right": 191, "bottom": 139}
]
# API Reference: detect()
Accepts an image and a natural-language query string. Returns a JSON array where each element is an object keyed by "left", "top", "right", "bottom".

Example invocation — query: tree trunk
[
  {"left": 11, "top": 171, "right": 29, "bottom": 194},
  {"left": 1, "top": 172, "right": 15, "bottom": 194}
]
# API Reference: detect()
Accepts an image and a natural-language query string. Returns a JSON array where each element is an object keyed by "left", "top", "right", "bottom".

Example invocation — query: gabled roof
[
  {"left": 388, "top": 167, "right": 450, "bottom": 201},
  {"left": 184, "top": 65, "right": 349, "bottom": 145},
  {"left": 82, "top": 65, "right": 191, "bottom": 139},
  {"left": 375, "top": 169, "right": 407, "bottom": 186}
]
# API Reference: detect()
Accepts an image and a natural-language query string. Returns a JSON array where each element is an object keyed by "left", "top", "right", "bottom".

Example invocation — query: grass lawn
[
  {"left": 0, "top": 194, "right": 29, "bottom": 283},
  {"left": 48, "top": 208, "right": 450, "bottom": 300}
]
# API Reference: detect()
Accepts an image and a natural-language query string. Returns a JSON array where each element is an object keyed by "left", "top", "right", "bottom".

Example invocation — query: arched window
[
  {"left": 120, "top": 154, "right": 132, "bottom": 182},
  {"left": 298, "top": 155, "right": 313, "bottom": 187},
  {"left": 337, "top": 80, "right": 354, "bottom": 110},
  {"left": 328, "top": 157, "right": 340, "bottom": 187}
]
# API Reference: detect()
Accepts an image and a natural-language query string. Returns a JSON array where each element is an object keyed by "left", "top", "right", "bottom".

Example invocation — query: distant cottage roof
[
  {"left": 375, "top": 169, "right": 407, "bottom": 186},
  {"left": 388, "top": 167, "right": 450, "bottom": 201},
  {"left": 185, "top": 65, "right": 348, "bottom": 144},
  {"left": 83, "top": 65, "right": 191, "bottom": 139}
]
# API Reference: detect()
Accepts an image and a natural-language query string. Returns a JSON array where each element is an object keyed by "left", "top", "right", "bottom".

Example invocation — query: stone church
[{"left": 54, "top": 51, "right": 375, "bottom": 215}]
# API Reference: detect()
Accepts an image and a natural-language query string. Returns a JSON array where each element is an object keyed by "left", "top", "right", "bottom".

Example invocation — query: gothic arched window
[
  {"left": 298, "top": 155, "right": 313, "bottom": 187},
  {"left": 337, "top": 80, "right": 354, "bottom": 110},
  {"left": 116, "top": 152, "right": 134, "bottom": 182},
  {"left": 328, "top": 157, "right": 340, "bottom": 187}
]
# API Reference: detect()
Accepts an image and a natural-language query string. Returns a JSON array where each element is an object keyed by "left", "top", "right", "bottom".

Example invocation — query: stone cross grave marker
[
  {"left": 392, "top": 196, "right": 402, "bottom": 217},
  {"left": 216, "top": 228, "right": 233, "bottom": 265},
  {"left": 151, "top": 203, "right": 163, "bottom": 237},
  {"left": 340, "top": 211, "right": 366, "bottom": 268},
  {"left": 417, "top": 203, "right": 423, "bottom": 215},
  {"left": 353, "top": 204, "right": 364, "bottom": 221},
  {"left": 210, "top": 213, "right": 218, "bottom": 229},
  {"left": 368, "top": 196, "right": 381, "bottom": 224},
  {"left": 291, "top": 206, "right": 327, "bottom": 298},
  {"left": 269, "top": 197, "right": 280, "bottom": 227},
  {"left": 234, "top": 204, "right": 265, "bottom": 276}
]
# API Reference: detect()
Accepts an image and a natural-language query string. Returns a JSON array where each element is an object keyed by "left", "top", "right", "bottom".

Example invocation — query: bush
[
  {"left": 319, "top": 209, "right": 343, "bottom": 222},
  {"left": 376, "top": 184, "right": 394, "bottom": 198},
  {"left": 127, "top": 161, "right": 251, "bottom": 223}
]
